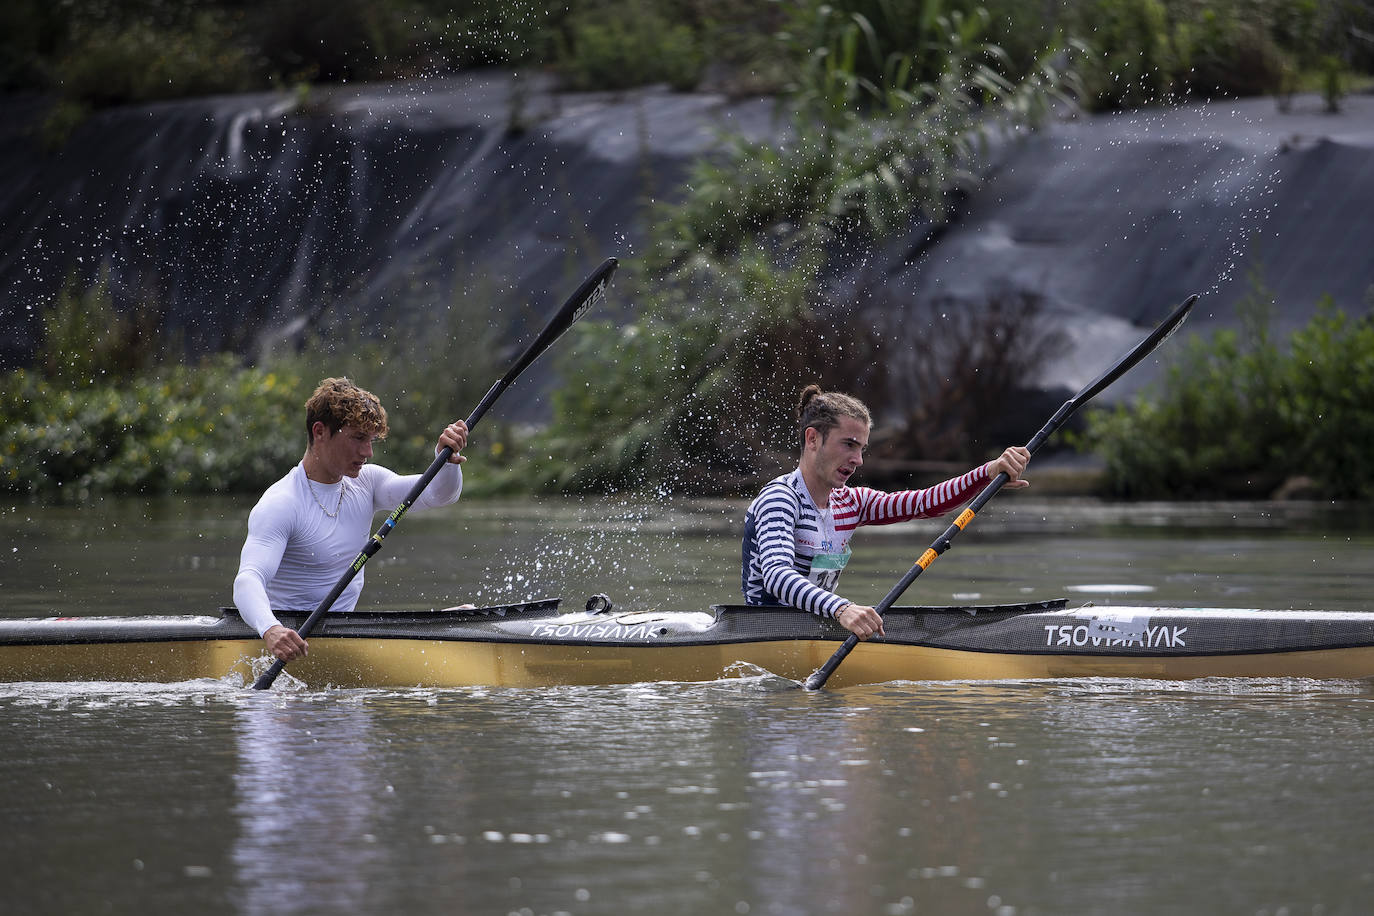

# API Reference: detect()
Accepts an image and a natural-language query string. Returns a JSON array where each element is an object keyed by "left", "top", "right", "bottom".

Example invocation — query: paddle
[
  {"left": 252, "top": 257, "right": 620, "bottom": 690},
  {"left": 803, "top": 293, "right": 1198, "bottom": 690}
]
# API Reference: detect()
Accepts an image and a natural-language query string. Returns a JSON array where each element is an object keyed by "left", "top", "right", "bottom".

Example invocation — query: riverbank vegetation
[
  {"left": 0, "top": 275, "right": 519, "bottom": 498},
  {"left": 5, "top": 273, "right": 1368, "bottom": 501},
  {"left": 1074, "top": 277, "right": 1374, "bottom": 501},
  {"left": 527, "top": 3, "right": 1082, "bottom": 494},
  {"left": 3, "top": 0, "right": 1373, "bottom": 500},
  {"left": 4, "top": 0, "right": 1372, "bottom": 113}
]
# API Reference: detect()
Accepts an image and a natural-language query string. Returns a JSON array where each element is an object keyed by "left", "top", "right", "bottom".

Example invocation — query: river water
[{"left": 3, "top": 494, "right": 1373, "bottom": 915}]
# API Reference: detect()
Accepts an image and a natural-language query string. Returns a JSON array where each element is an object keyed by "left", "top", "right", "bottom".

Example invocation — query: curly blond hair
[{"left": 304, "top": 378, "right": 389, "bottom": 444}]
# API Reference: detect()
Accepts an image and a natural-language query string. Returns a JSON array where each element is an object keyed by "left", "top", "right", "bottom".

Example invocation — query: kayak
[{"left": 2, "top": 598, "right": 1373, "bottom": 688}]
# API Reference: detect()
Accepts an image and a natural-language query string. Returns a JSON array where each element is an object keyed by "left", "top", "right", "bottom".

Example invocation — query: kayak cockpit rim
[{"left": 214, "top": 597, "right": 1072, "bottom": 627}]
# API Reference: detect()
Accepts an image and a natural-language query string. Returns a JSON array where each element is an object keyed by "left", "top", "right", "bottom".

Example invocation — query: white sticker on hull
[
  {"left": 528, "top": 622, "right": 659, "bottom": 641},
  {"left": 1044, "top": 620, "right": 1187, "bottom": 649}
]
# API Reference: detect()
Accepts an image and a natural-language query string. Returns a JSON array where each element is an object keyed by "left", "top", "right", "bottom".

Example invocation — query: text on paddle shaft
[{"left": 1044, "top": 623, "right": 1187, "bottom": 648}]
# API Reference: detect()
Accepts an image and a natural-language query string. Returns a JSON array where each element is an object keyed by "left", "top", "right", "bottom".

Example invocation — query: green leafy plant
[
  {"left": 526, "top": 5, "right": 1083, "bottom": 494},
  {"left": 528, "top": 248, "right": 889, "bottom": 495},
  {"left": 1075, "top": 283, "right": 1374, "bottom": 500},
  {"left": 651, "top": 7, "right": 1080, "bottom": 274},
  {"left": 0, "top": 358, "right": 303, "bottom": 496},
  {"left": 2, "top": 265, "right": 516, "bottom": 498},
  {"left": 53, "top": 13, "right": 258, "bottom": 107},
  {"left": 556, "top": 3, "right": 704, "bottom": 91},
  {"left": 1280, "top": 305, "right": 1374, "bottom": 498}
]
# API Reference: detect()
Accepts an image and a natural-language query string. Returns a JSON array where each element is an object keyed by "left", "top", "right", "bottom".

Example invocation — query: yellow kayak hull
[{"left": 3, "top": 600, "right": 1373, "bottom": 687}]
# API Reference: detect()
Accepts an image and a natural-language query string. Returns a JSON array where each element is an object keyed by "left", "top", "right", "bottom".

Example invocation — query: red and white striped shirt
[{"left": 742, "top": 465, "right": 991, "bottom": 617}]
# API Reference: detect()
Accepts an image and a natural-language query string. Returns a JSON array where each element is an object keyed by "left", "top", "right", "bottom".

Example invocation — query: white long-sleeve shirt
[{"left": 232, "top": 460, "right": 462, "bottom": 636}]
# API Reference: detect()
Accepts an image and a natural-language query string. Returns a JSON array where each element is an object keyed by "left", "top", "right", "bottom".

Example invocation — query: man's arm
[
  {"left": 233, "top": 507, "right": 308, "bottom": 661},
  {"left": 855, "top": 466, "right": 990, "bottom": 525},
  {"left": 752, "top": 493, "right": 851, "bottom": 619},
  {"left": 857, "top": 446, "right": 1031, "bottom": 524},
  {"left": 834, "top": 603, "right": 885, "bottom": 640},
  {"left": 371, "top": 421, "right": 468, "bottom": 510},
  {"left": 987, "top": 446, "right": 1030, "bottom": 488}
]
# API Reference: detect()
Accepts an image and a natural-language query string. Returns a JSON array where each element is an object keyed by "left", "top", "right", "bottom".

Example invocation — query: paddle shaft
[
  {"left": 252, "top": 257, "right": 618, "bottom": 689},
  {"left": 804, "top": 293, "right": 1198, "bottom": 690}
]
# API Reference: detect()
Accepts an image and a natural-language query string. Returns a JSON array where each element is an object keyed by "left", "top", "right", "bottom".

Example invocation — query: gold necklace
[{"left": 307, "top": 476, "right": 346, "bottom": 518}]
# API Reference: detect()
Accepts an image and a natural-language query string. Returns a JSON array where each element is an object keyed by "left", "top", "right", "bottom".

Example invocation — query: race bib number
[{"left": 808, "top": 548, "right": 851, "bottom": 592}]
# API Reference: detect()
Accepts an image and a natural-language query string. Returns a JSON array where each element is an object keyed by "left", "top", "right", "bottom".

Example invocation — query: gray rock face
[
  {"left": 2, "top": 73, "right": 1370, "bottom": 413},
  {"left": 879, "top": 95, "right": 1374, "bottom": 399}
]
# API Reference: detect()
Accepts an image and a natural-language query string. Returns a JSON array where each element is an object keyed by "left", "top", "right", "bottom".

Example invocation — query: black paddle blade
[
  {"left": 467, "top": 258, "right": 619, "bottom": 431},
  {"left": 1072, "top": 294, "right": 1197, "bottom": 407}
]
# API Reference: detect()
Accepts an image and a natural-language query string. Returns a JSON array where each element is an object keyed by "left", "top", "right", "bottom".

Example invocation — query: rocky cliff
[{"left": 3, "top": 72, "right": 1371, "bottom": 412}]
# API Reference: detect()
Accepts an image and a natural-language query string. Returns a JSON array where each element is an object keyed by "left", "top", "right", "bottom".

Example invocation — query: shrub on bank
[
  {"left": 53, "top": 14, "right": 258, "bottom": 107},
  {"left": 555, "top": 3, "right": 704, "bottom": 91},
  {"left": 1, "top": 271, "right": 519, "bottom": 498},
  {"left": 0, "top": 351, "right": 522, "bottom": 498},
  {"left": 1075, "top": 296, "right": 1374, "bottom": 500},
  {"left": 0, "top": 359, "right": 302, "bottom": 497},
  {"left": 4, "top": 0, "right": 1370, "bottom": 112},
  {"left": 519, "top": 8, "right": 1080, "bottom": 496}
]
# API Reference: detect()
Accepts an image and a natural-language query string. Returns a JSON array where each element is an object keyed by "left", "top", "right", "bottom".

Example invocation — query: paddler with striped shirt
[{"left": 742, "top": 385, "right": 1030, "bottom": 640}]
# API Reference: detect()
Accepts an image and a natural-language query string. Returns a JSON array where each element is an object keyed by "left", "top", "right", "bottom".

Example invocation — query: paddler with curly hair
[
  {"left": 233, "top": 377, "right": 469, "bottom": 662},
  {"left": 742, "top": 385, "right": 1030, "bottom": 640}
]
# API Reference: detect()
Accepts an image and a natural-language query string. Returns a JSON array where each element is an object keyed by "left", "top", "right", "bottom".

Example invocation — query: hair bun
[{"left": 796, "top": 384, "right": 824, "bottom": 418}]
